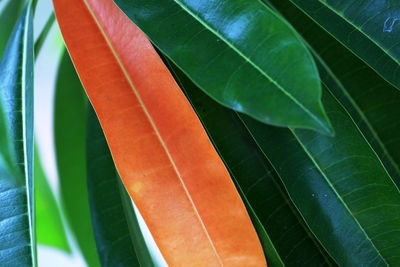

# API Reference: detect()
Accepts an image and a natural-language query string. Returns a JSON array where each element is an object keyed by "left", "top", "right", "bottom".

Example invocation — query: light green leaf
[
  {"left": 162, "top": 55, "right": 335, "bottom": 266},
  {"left": 0, "top": 3, "right": 35, "bottom": 265},
  {"left": 35, "top": 145, "right": 69, "bottom": 252},
  {"left": 287, "top": 0, "right": 400, "bottom": 90},
  {"left": 113, "top": 0, "right": 333, "bottom": 134},
  {"left": 54, "top": 50, "right": 99, "bottom": 267}
]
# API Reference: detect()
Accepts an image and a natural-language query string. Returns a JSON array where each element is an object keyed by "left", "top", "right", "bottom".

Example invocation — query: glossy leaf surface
[
  {"left": 35, "top": 146, "right": 69, "bottom": 251},
  {"left": 267, "top": 0, "right": 400, "bottom": 188},
  {"left": 54, "top": 50, "right": 99, "bottom": 267},
  {"left": 53, "top": 0, "right": 265, "bottom": 265},
  {"left": 288, "top": 0, "right": 400, "bottom": 90},
  {"left": 113, "top": 0, "right": 332, "bottom": 134},
  {"left": 0, "top": 4, "right": 35, "bottom": 265},
  {"left": 241, "top": 88, "right": 400, "bottom": 266},
  {"left": 163, "top": 56, "right": 335, "bottom": 267}
]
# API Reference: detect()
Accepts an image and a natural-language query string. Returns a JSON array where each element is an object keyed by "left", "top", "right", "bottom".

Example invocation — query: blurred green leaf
[
  {"left": 34, "top": 145, "right": 69, "bottom": 252},
  {"left": 0, "top": 3, "right": 35, "bottom": 265},
  {"left": 113, "top": 0, "right": 333, "bottom": 135},
  {"left": 34, "top": 13, "right": 55, "bottom": 58},
  {"left": 241, "top": 88, "right": 400, "bottom": 266},
  {"left": 0, "top": 0, "right": 25, "bottom": 57},
  {"left": 162, "top": 56, "right": 335, "bottom": 267},
  {"left": 87, "top": 104, "right": 156, "bottom": 267},
  {"left": 54, "top": 50, "right": 100, "bottom": 267},
  {"left": 286, "top": 0, "right": 400, "bottom": 90}
]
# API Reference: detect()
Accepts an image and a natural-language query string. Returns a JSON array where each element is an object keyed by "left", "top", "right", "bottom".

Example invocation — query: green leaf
[
  {"left": 113, "top": 0, "right": 333, "bottom": 134},
  {"left": 0, "top": 3, "right": 35, "bottom": 266},
  {"left": 35, "top": 145, "right": 69, "bottom": 252},
  {"left": 266, "top": 0, "right": 400, "bottom": 188},
  {"left": 34, "top": 13, "right": 55, "bottom": 58},
  {"left": 241, "top": 88, "right": 400, "bottom": 266},
  {"left": 54, "top": 50, "right": 100, "bottom": 267},
  {"left": 161, "top": 55, "right": 335, "bottom": 266},
  {"left": 0, "top": 0, "right": 25, "bottom": 57},
  {"left": 286, "top": 0, "right": 400, "bottom": 90},
  {"left": 87, "top": 104, "right": 155, "bottom": 267},
  {"left": 118, "top": 183, "right": 159, "bottom": 267}
]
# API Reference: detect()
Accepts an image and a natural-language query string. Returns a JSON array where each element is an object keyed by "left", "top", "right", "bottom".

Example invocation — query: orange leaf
[{"left": 53, "top": 0, "right": 266, "bottom": 265}]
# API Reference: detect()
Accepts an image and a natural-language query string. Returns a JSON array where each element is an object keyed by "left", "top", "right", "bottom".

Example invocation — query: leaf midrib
[
  {"left": 236, "top": 113, "right": 338, "bottom": 266},
  {"left": 82, "top": 1, "right": 223, "bottom": 264},
  {"left": 173, "top": 0, "right": 329, "bottom": 133},
  {"left": 317, "top": 0, "right": 400, "bottom": 66},
  {"left": 290, "top": 130, "right": 387, "bottom": 265},
  {"left": 20, "top": 4, "right": 35, "bottom": 267}
]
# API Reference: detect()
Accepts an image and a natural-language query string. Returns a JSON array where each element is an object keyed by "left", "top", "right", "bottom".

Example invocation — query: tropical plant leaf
[
  {"left": 286, "top": 0, "right": 400, "bottom": 90},
  {"left": 112, "top": 0, "right": 333, "bottom": 134},
  {"left": 0, "top": 3, "right": 35, "bottom": 265},
  {"left": 34, "top": 13, "right": 55, "bottom": 58},
  {"left": 54, "top": 50, "right": 100, "bottom": 267},
  {"left": 35, "top": 145, "right": 69, "bottom": 252},
  {"left": 87, "top": 104, "right": 152, "bottom": 266},
  {"left": 266, "top": 0, "right": 400, "bottom": 188},
  {"left": 162, "top": 55, "right": 335, "bottom": 267},
  {"left": 0, "top": 0, "right": 25, "bottom": 57},
  {"left": 53, "top": 0, "right": 266, "bottom": 265},
  {"left": 118, "top": 182, "right": 160, "bottom": 267},
  {"left": 240, "top": 87, "right": 400, "bottom": 266}
]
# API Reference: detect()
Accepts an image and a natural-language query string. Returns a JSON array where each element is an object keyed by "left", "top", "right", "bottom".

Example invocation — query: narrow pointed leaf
[
  {"left": 118, "top": 182, "right": 158, "bottom": 267},
  {"left": 267, "top": 0, "right": 400, "bottom": 187},
  {"left": 35, "top": 145, "right": 69, "bottom": 251},
  {"left": 287, "top": 0, "right": 400, "bottom": 90},
  {"left": 113, "top": 0, "right": 332, "bottom": 134},
  {"left": 53, "top": 0, "right": 266, "bottom": 265},
  {"left": 87, "top": 104, "right": 149, "bottom": 266},
  {"left": 163, "top": 56, "right": 335, "bottom": 267},
  {"left": 54, "top": 50, "right": 100, "bottom": 267},
  {"left": 240, "top": 88, "right": 400, "bottom": 266},
  {"left": 0, "top": 3, "right": 35, "bottom": 265}
]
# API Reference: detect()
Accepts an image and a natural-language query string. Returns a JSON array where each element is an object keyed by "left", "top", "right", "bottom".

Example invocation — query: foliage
[{"left": 1, "top": 0, "right": 400, "bottom": 266}]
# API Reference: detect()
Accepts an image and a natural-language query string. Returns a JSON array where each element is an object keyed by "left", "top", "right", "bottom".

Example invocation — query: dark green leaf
[
  {"left": 266, "top": 0, "right": 400, "bottom": 188},
  {"left": 118, "top": 183, "right": 159, "bottom": 267},
  {"left": 0, "top": 3, "right": 35, "bottom": 265},
  {"left": 162, "top": 55, "right": 335, "bottom": 267},
  {"left": 113, "top": 0, "right": 333, "bottom": 134},
  {"left": 0, "top": 0, "right": 25, "bottom": 57},
  {"left": 54, "top": 50, "right": 99, "bottom": 267},
  {"left": 35, "top": 145, "right": 69, "bottom": 252},
  {"left": 286, "top": 0, "right": 400, "bottom": 90},
  {"left": 241, "top": 88, "right": 400, "bottom": 266},
  {"left": 87, "top": 104, "right": 154, "bottom": 267}
]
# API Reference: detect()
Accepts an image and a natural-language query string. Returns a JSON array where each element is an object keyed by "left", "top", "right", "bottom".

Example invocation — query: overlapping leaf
[
  {"left": 87, "top": 105, "right": 155, "bottom": 267},
  {"left": 288, "top": 0, "right": 400, "bottom": 90},
  {"left": 54, "top": 50, "right": 99, "bottom": 267},
  {"left": 267, "top": 0, "right": 400, "bottom": 188},
  {"left": 0, "top": 3, "right": 35, "bottom": 265},
  {"left": 0, "top": 0, "right": 25, "bottom": 57},
  {"left": 162, "top": 56, "right": 335, "bottom": 267},
  {"left": 241, "top": 88, "right": 400, "bottom": 266},
  {"left": 113, "top": 0, "right": 332, "bottom": 134}
]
